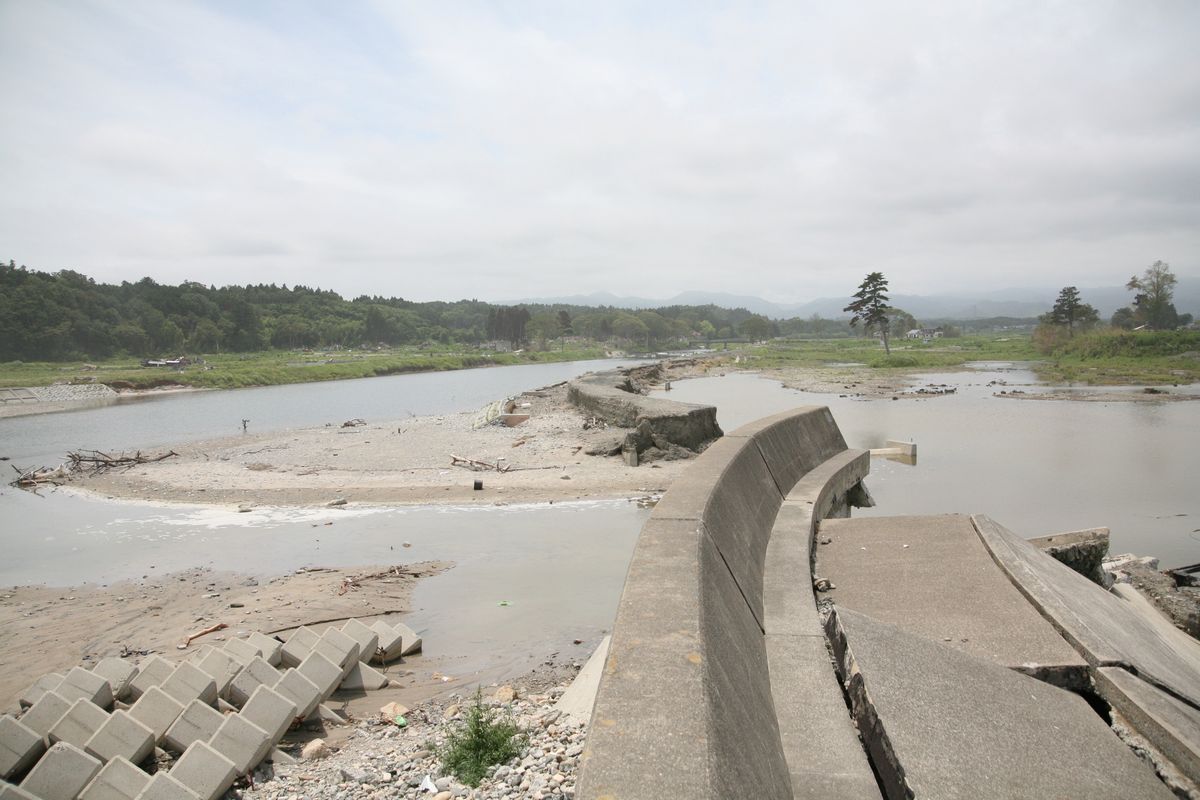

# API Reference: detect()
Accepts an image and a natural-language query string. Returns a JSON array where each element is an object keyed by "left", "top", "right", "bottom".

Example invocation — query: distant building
[{"left": 906, "top": 328, "right": 943, "bottom": 340}]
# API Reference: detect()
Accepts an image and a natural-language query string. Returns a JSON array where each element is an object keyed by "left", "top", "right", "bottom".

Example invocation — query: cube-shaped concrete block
[
  {"left": 19, "top": 673, "right": 63, "bottom": 709},
  {"left": 1, "top": 715, "right": 45, "bottom": 780},
  {"left": 269, "top": 670, "right": 321, "bottom": 720},
  {"left": 80, "top": 757, "right": 151, "bottom": 800},
  {"left": 220, "top": 638, "right": 258, "bottom": 667},
  {"left": 279, "top": 627, "right": 319, "bottom": 669},
  {"left": 158, "top": 664, "right": 216, "bottom": 708},
  {"left": 20, "top": 741, "right": 102, "bottom": 800},
  {"left": 127, "top": 657, "right": 174, "bottom": 702},
  {"left": 189, "top": 649, "right": 240, "bottom": 700},
  {"left": 295, "top": 653, "right": 341, "bottom": 700},
  {"left": 169, "top": 741, "right": 236, "bottom": 800},
  {"left": 239, "top": 686, "right": 296, "bottom": 745},
  {"left": 48, "top": 699, "right": 109, "bottom": 749},
  {"left": 57, "top": 667, "right": 114, "bottom": 710},
  {"left": 91, "top": 660, "right": 138, "bottom": 703},
  {"left": 207, "top": 715, "right": 270, "bottom": 776},
  {"left": 315, "top": 629, "right": 360, "bottom": 678},
  {"left": 369, "top": 621, "right": 404, "bottom": 663},
  {"left": 340, "top": 619, "right": 379, "bottom": 663},
  {"left": 133, "top": 771, "right": 199, "bottom": 800},
  {"left": 85, "top": 710, "right": 155, "bottom": 766},
  {"left": 162, "top": 701, "right": 223, "bottom": 756},
  {"left": 390, "top": 622, "right": 422, "bottom": 656},
  {"left": 0, "top": 781, "right": 42, "bottom": 800},
  {"left": 20, "top": 690, "right": 73, "bottom": 740},
  {"left": 340, "top": 662, "right": 389, "bottom": 692},
  {"left": 127, "top": 689, "right": 183, "bottom": 743},
  {"left": 226, "top": 657, "right": 278, "bottom": 708},
  {"left": 244, "top": 633, "right": 281, "bottom": 667}
]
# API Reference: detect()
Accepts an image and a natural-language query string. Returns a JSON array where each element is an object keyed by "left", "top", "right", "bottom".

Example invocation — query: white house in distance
[{"left": 906, "top": 328, "right": 944, "bottom": 340}]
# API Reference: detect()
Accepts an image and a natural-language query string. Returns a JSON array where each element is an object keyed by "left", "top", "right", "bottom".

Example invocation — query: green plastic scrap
[
  {"left": 497, "top": 600, "right": 510, "bottom": 606},
  {"left": 394, "top": 715, "right": 407, "bottom": 727}
]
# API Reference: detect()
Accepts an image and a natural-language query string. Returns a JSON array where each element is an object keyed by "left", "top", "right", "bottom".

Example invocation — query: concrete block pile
[{"left": 1, "top": 617, "right": 419, "bottom": 800}]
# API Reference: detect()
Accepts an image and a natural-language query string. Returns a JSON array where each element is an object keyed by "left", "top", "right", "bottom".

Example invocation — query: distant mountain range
[{"left": 521, "top": 283, "right": 1200, "bottom": 321}]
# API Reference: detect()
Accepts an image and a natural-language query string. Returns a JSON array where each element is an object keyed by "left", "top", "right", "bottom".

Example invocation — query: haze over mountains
[{"left": 522, "top": 283, "right": 1200, "bottom": 321}]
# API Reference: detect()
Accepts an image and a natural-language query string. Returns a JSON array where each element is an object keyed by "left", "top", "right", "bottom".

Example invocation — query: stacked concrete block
[
  {"left": 188, "top": 650, "right": 240, "bottom": 701},
  {"left": 19, "top": 691, "right": 73, "bottom": 741},
  {"left": 339, "top": 619, "right": 378, "bottom": 663},
  {"left": 56, "top": 668, "right": 114, "bottom": 710},
  {"left": 48, "top": 699, "right": 109, "bottom": 749},
  {"left": 127, "top": 689, "right": 183, "bottom": 743},
  {"left": 340, "top": 663, "right": 389, "bottom": 692},
  {"left": 158, "top": 665, "right": 217, "bottom": 708},
  {"left": 279, "top": 627, "right": 319, "bottom": 669},
  {"left": 85, "top": 711, "right": 154, "bottom": 765},
  {"left": 312, "top": 629, "right": 359, "bottom": 680},
  {"left": 243, "top": 633, "right": 281, "bottom": 667},
  {"left": 79, "top": 757, "right": 151, "bottom": 800},
  {"left": 168, "top": 741, "right": 236, "bottom": 800},
  {"left": 207, "top": 715, "right": 270, "bottom": 775},
  {"left": 20, "top": 742, "right": 102, "bottom": 800},
  {"left": 127, "top": 658, "right": 174, "bottom": 702},
  {"left": 369, "top": 621, "right": 404, "bottom": 663},
  {"left": 226, "top": 658, "right": 278, "bottom": 708},
  {"left": 219, "top": 638, "right": 258, "bottom": 667},
  {"left": 18, "top": 674, "right": 64, "bottom": 709},
  {"left": 162, "top": 702, "right": 223, "bottom": 756},
  {"left": 90, "top": 660, "right": 138, "bottom": 704},
  {"left": 133, "top": 771, "right": 198, "bottom": 800},
  {"left": 295, "top": 653, "right": 341, "bottom": 701},
  {"left": 0, "top": 782, "right": 42, "bottom": 800},
  {"left": 239, "top": 686, "right": 296, "bottom": 745},
  {"left": 390, "top": 622, "right": 422, "bottom": 657},
  {"left": 1, "top": 715, "right": 45, "bottom": 780},
  {"left": 269, "top": 670, "right": 321, "bottom": 721}
]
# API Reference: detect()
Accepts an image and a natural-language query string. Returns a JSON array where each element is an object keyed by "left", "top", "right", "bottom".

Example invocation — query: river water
[{"left": 1, "top": 358, "right": 1198, "bottom": 677}]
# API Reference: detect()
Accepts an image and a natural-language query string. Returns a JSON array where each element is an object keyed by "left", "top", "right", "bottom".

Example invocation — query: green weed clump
[{"left": 438, "top": 691, "right": 525, "bottom": 787}]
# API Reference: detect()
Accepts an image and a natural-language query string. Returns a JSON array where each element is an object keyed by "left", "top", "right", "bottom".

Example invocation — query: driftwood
[
  {"left": 9, "top": 464, "right": 68, "bottom": 490},
  {"left": 66, "top": 449, "right": 179, "bottom": 474},
  {"left": 178, "top": 621, "right": 227, "bottom": 649},
  {"left": 450, "top": 454, "right": 512, "bottom": 472},
  {"left": 341, "top": 418, "right": 366, "bottom": 428},
  {"left": 337, "top": 565, "right": 424, "bottom": 595}
]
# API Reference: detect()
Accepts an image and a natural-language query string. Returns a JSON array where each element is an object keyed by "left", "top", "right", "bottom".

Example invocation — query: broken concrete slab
[
  {"left": 243, "top": 633, "right": 282, "bottom": 667},
  {"left": 127, "top": 657, "right": 174, "bottom": 702},
  {"left": 80, "top": 757, "right": 151, "bottom": 800},
  {"left": 279, "top": 627, "right": 319, "bottom": 669},
  {"left": 56, "top": 667, "right": 114, "bottom": 710},
  {"left": 369, "top": 622, "right": 404, "bottom": 663},
  {"left": 339, "top": 619, "right": 378, "bottom": 663},
  {"left": 207, "top": 715, "right": 271, "bottom": 775},
  {"left": 554, "top": 636, "right": 610, "bottom": 726},
  {"left": 239, "top": 686, "right": 297, "bottom": 745},
  {"left": 338, "top": 662, "right": 388, "bottom": 692},
  {"left": 269, "top": 670, "right": 321, "bottom": 721},
  {"left": 974, "top": 514, "right": 1200, "bottom": 708},
  {"left": 158, "top": 664, "right": 217, "bottom": 708},
  {"left": 91, "top": 660, "right": 138, "bottom": 704},
  {"left": 227, "top": 657, "right": 279, "bottom": 708},
  {"left": 19, "top": 690, "right": 73, "bottom": 741},
  {"left": 1028, "top": 527, "right": 1110, "bottom": 585},
  {"left": 1095, "top": 665, "right": 1200, "bottom": 786},
  {"left": 127, "top": 688, "right": 184, "bottom": 744},
  {"left": 133, "top": 771, "right": 199, "bottom": 800},
  {"left": 827, "top": 607, "right": 1173, "bottom": 799},
  {"left": 820, "top": 515, "right": 1089, "bottom": 688},
  {"left": 20, "top": 741, "right": 102, "bottom": 800},
  {"left": 84, "top": 710, "right": 155, "bottom": 765},
  {"left": 18, "top": 674, "right": 63, "bottom": 709},
  {"left": 48, "top": 698, "right": 109, "bottom": 749},
  {"left": 295, "top": 652, "right": 341, "bottom": 701},
  {"left": 162, "top": 701, "right": 222, "bottom": 756},
  {"left": 1, "top": 715, "right": 45, "bottom": 780},
  {"left": 168, "top": 741, "right": 236, "bottom": 800}
]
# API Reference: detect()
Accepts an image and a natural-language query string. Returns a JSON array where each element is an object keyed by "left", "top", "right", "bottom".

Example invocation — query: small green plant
[{"left": 438, "top": 690, "right": 525, "bottom": 787}]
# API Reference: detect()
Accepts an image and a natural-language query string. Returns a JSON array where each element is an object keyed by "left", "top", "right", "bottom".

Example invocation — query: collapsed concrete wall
[{"left": 567, "top": 364, "right": 722, "bottom": 459}]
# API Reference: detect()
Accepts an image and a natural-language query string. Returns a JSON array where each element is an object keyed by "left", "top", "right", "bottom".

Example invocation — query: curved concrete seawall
[
  {"left": 566, "top": 364, "right": 722, "bottom": 453},
  {"left": 576, "top": 406, "right": 873, "bottom": 799}
]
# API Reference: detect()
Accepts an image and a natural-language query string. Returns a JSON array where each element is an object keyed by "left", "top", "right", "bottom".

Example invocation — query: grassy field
[
  {"left": 1032, "top": 329, "right": 1200, "bottom": 385},
  {"left": 0, "top": 345, "right": 608, "bottom": 390},
  {"left": 738, "top": 334, "right": 1038, "bottom": 371}
]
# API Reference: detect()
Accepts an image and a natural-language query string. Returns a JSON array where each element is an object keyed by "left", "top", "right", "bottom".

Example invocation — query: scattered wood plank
[{"left": 449, "top": 454, "right": 512, "bottom": 472}]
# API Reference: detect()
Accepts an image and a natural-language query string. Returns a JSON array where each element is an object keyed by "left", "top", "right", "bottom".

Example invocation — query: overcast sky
[{"left": 2, "top": 1, "right": 1197, "bottom": 303}]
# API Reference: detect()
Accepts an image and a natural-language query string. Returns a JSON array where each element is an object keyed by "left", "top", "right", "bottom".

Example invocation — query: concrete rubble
[{"left": 0, "top": 618, "right": 417, "bottom": 800}]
